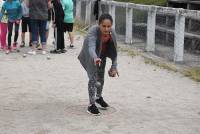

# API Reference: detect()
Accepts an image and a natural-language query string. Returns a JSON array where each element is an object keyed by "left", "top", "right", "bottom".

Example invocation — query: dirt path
[{"left": 0, "top": 30, "right": 200, "bottom": 134}]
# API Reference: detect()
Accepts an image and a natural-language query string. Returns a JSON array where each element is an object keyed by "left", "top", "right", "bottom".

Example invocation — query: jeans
[{"left": 30, "top": 19, "right": 47, "bottom": 45}]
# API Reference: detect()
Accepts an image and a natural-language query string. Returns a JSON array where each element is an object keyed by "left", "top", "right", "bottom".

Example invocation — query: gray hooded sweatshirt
[{"left": 78, "top": 25, "right": 118, "bottom": 79}]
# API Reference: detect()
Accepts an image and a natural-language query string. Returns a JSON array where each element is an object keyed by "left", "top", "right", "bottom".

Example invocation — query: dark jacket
[{"left": 52, "top": 0, "right": 64, "bottom": 27}]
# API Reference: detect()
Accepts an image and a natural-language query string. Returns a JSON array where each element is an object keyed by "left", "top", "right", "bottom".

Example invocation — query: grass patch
[
  {"left": 183, "top": 68, "right": 200, "bottom": 82},
  {"left": 74, "top": 20, "right": 89, "bottom": 34},
  {"left": 118, "top": 46, "right": 140, "bottom": 57},
  {"left": 118, "top": 47, "right": 130, "bottom": 52},
  {"left": 143, "top": 57, "right": 178, "bottom": 72},
  {"left": 116, "top": 46, "right": 200, "bottom": 82},
  {"left": 118, "top": 46, "right": 178, "bottom": 72}
]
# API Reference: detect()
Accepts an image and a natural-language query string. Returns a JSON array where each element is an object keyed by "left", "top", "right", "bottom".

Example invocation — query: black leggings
[{"left": 8, "top": 21, "right": 19, "bottom": 47}]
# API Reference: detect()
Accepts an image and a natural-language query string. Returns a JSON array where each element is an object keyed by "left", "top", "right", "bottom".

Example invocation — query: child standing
[
  {"left": 20, "top": 0, "right": 31, "bottom": 47},
  {"left": 0, "top": 0, "right": 8, "bottom": 51},
  {"left": 62, "top": 0, "right": 75, "bottom": 48},
  {"left": 0, "top": 0, "right": 22, "bottom": 54}
]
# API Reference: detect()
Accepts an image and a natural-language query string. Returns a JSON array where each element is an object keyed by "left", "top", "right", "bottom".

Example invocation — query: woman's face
[{"left": 99, "top": 19, "right": 112, "bottom": 35}]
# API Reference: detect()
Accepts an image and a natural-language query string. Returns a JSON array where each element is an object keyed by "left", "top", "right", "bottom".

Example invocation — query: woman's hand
[
  {"left": 108, "top": 68, "right": 119, "bottom": 77},
  {"left": 94, "top": 58, "right": 101, "bottom": 66},
  {"left": 52, "top": 23, "right": 56, "bottom": 28}
]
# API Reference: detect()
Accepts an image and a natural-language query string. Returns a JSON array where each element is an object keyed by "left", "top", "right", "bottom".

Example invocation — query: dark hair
[{"left": 98, "top": 13, "right": 113, "bottom": 25}]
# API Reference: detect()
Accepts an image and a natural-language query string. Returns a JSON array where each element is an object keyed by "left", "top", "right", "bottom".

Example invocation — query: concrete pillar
[
  {"left": 174, "top": 10, "right": 185, "bottom": 62},
  {"left": 146, "top": 7, "right": 156, "bottom": 51},
  {"left": 85, "top": 0, "right": 92, "bottom": 25},
  {"left": 99, "top": 1, "right": 102, "bottom": 16},
  {"left": 109, "top": 3, "right": 112, "bottom": 15},
  {"left": 75, "top": 0, "right": 81, "bottom": 20},
  {"left": 187, "top": 4, "right": 192, "bottom": 32},
  {"left": 99, "top": 1, "right": 106, "bottom": 14},
  {"left": 125, "top": 5, "right": 133, "bottom": 44},
  {"left": 109, "top": 2, "right": 116, "bottom": 29}
]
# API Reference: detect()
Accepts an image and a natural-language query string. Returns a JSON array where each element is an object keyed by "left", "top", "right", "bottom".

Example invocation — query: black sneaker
[
  {"left": 60, "top": 49, "right": 67, "bottom": 53},
  {"left": 29, "top": 42, "right": 32, "bottom": 47},
  {"left": 20, "top": 42, "right": 25, "bottom": 47},
  {"left": 69, "top": 44, "right": 74, "bottom": 48},
  {"left": 87, "top": 104, "right": 100, "bottom": 115},
  {"left": 96, "top": 97, "right": 109, "bottom": 109},
  {"left": 50, "top": 49, "right": 61, "bottom": 54}
]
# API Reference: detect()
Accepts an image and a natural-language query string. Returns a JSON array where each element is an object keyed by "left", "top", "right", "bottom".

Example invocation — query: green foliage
[
  {"left": 115, "top": 0, "right": 167, "bottom": 6},
  {"left": 118, "top": 46, "right": 140, "bottom": 57},
  {"left": 143, "top": 58, "right": 178, "bottom": 72},
  {"left": 118, "top": 46, "right": 200, "bottom": 82}
]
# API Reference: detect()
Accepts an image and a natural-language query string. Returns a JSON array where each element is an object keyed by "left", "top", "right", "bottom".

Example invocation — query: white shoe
[
  {"left": 6, "top": 50, "right": 10, "bottom": 54},
  {"left": 28, "top": 50, "right": 36, "bottom": 55},
  {"left": 42, "top": 50, "right": 46, "bottom": 55}
]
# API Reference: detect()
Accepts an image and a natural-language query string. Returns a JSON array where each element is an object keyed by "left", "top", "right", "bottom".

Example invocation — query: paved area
[{"left": 0, "top": 28, "right": 200, "bottom": 134}]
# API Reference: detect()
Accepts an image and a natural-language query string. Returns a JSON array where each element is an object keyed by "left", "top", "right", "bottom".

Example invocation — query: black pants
[
  {"left": 8, "top": 21, "right": 19, "bottom": 47},
  {"left": 55, "top": 22, "right": 65, "bottom": 50}
]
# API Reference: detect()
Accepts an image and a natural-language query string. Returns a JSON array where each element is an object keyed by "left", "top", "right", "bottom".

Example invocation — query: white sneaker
[
  {"left": 42, "top": 50, "right": 46, "bottom": 55},
  {"left": 28, "top": 50, "right": 36, "bottom": 55},
  {"left": 6, "top": 50, "right": 10, "bottom": 54}
]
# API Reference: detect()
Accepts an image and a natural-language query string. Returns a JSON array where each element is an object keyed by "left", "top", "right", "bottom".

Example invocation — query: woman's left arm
[
  {"left": 109, "top": 29, "right": 119, "bottom": 77},
  {"left": 111, "top": 29, "right": 118, "bottom": 69}
]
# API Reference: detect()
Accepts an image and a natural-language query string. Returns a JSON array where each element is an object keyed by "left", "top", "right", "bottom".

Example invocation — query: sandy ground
[{"left": 0, "top": 28, "right": 200, "bottom": 134}]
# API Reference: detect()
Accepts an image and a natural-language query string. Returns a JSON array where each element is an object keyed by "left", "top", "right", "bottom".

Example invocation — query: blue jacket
[{"left": 0, "top": 0, "right": 22, "bottom": 22}]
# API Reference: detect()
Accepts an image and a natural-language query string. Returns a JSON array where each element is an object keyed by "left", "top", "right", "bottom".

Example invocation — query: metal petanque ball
[
  {"left": 95, "top": 81, "right": 101, "bottom": 88},
  {"left": 47, "top": 56, "right": 51, "bottom": 60},
  {"left": 23, "top": 54, "right": 27, "bottom": 57}
]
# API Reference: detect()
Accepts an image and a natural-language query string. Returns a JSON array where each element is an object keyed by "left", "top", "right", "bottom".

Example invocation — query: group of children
[
  {"left": 0, "top": 0, "right": 74, "bottom": 55},
  {"left": 0, "top": 0, "right": 21, "bottom": 54}
]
